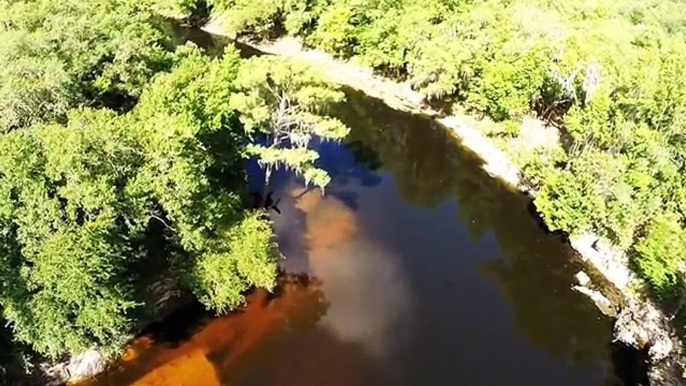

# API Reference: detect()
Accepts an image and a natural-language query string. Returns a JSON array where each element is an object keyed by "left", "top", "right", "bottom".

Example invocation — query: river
[{"left": 81, "top": 82, "right": 622, "bottom": 385}]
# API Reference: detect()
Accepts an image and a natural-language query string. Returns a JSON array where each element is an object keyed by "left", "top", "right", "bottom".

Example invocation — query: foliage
[
  {"left": 188, "top": 211, "right": 278, "bottom": 313},
  {"left": 0, "top": 0, "right": 173, "bottom": 132},
  {"left": 231, "top": 56, "right": 349, "bottom": 189},
  {"left": 634, "top": 214, "right": 686, "bottom": 299},
  {"left": 210, "top": 0, "right": 282, "bottom": 35},
  {"left": 209, "top": 0, "right": 320, "bottom": 36},
  {"left": 0, "top": 37, "right": 75, "bottom": 132},
  {"left": 0, "top": 316, "right": 36, "bottom": 384},
  {"left": 0, "top": 24, "right": 351, "bottom": 363},
  {"left": 10, "top": 0, "right": 686, "bottom": 374},
  {"left": 0, "top": 0, "right": 354, "bottom": 374},
  {"left": 0, "top": 109, "right": 145, "bottom": 358},
  {"left": 153, "top": 0, "right": 202, "bottom": 17},
  {"left": 131, "top": 45, "right": 280, "bottom": 314}
]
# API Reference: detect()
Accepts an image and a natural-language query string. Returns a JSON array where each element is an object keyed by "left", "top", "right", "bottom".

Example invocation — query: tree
[
  {"left": 634, "top": 213, "right": 686, "bottom": 299},
  {"left": 0, "top": 109, "right": 145, "bottom": 358},
  {"left": 203, "top": 0, "right": 686, "bottom": 304},
  {"left": 0, "top": 45, "right": 282, "bottom": 359},
  {"left": 0, "top": 34, "right": 75, "bottom": 132},
  {"left": 231, "top": 56, "right": 350, "bottom": 190},
  {"left": 0, "top": 0, "right": 173, "bottom": 131},
  {"left": 124, "top": 45, "right": 281, "bottom": 313}
]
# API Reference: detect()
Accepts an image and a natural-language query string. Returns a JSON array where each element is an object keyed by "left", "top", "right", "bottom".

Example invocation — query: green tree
[
  {"left": 634, "top": 213, "right": 686, "bottom": 299},
  {"left": 0, "top": 0, "right": 173, "bottom": 131},
  {"left": 126, "top": 45, "right": 280, "bottom": 313},
  {"left": 231, "top": 56, "right": 350, "bottom": 190},
  {"left": 0, "top": 109, "right": 145, "bottom": 358}
]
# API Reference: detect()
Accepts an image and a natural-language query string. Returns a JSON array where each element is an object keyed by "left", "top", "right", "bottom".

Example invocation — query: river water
[
  {"left": 84, "top": 85, "right": 620, "bottom": 385},
  {"left": 82, "top": 23, "right": 621, "bottom": 384}
]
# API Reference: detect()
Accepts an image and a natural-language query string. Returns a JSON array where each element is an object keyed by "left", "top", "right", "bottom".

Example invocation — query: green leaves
[
  {"left": 210, "top": 0, "right": 283, "bottom": 36},
  {"left": 189, "top": 211, "right": 277, "bottom": 313},
  {"left": 131, "top": 46, "right": 279, "bottom": 316},
  {"left": 634, "top": 213, "right": 686, "bottom": 299},
  {"left": 0, "top": 43, "right": 300, "bottom": 360},
  {"left": 0, "top": 0, "right": 173, "bottom": 131},
  {"left": 0, "top": 109, "right": 142, "bottom": 358},
  {"left": 0, "top": 44, "right": 75, "bottom": 132},
  {"left": 232, "top": 56, "right": 349, "bottom": 190}
]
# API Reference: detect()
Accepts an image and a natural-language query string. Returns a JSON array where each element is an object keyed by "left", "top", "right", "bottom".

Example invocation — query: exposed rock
[
  {"left": 569, "top": 233, "right": 634, "bottom": 291},
  {"left": 41, "top": 276, "right": 189, "bottom": 385},
  {"left": 437, "top": 116, "right": 521, "bottom": 188},
  {"left": 573, "top": 284, "right": 616, "bottom": 317},
  {"left": 570, "top": 234, "right": 684, "bottom": 385},
  {"left": 575, "top": 271, "right": 591, "bottom": 286},
  {"left": 42, "top": 348, "right": 107, "bottom": 385},
  {"left": 67, "top": 349, "right": 107, "bottom": 382},
  {"left": 41, "top": 363, "right": 70, "bottom": 386},
  {"left": 614, "top": 295, "right": 684, "bottom": 385}
]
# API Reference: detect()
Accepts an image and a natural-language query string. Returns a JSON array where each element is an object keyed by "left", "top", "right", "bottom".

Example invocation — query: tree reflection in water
[
  {"left": 332, "top": 89, "right": 613, "bottom": 370},
  {"left": 85, "top": 86, "right": 615, "bottom": 386}
]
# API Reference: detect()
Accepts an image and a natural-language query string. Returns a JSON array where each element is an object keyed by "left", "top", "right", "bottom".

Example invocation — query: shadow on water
[
  {"left": 138, "top": 301, "right": 212, "bottom": 349},
  {"left": 162, "top": 18, "right": 265, "bottom": 58},
  {"left": 611, "top": 343, "right": 650, "bottom": 386}
]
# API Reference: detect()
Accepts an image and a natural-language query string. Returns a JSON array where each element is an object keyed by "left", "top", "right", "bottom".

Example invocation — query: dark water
[{"left": 85, "top": 86, "right": 619, "bottom": 385}]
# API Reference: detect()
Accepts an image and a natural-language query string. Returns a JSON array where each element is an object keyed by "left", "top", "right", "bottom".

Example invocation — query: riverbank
[{"left": 202, "top": 22, "right": 683, "bottom": 383}]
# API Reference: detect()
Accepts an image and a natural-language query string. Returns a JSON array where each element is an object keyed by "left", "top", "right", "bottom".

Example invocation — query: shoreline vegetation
[{"left": 0, "top": 0, "right": 685, "bottom": 384}]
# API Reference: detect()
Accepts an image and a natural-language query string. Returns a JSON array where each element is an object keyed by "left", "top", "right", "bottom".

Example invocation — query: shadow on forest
[{"left": 163, "top": 18, "right": 265, "bottom": 59}]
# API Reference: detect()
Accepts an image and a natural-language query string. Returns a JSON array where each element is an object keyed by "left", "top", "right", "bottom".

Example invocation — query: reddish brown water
[{"left": 86, "top": 89, "right": 618, "bottom": 385}]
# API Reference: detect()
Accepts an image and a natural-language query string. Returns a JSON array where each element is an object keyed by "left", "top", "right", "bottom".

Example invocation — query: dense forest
[
  {"left": 2, "top": 0, "right": 686, "bottom": 382},
  {"left": 194, "top": 0, "right": 686, "bottom": 302},
  {"left": 0, "top": 0, "right": 348, "bottom": 381}
]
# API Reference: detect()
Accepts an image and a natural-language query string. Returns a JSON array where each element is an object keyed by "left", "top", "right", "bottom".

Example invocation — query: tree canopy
[
  {"left": 231, "top": 56, "right": 349, "bottom": 189},
  {"left": 0, "top": 0, "right": 348, "bottom": 374},
  {"left": 4, "top": 0, "right": 686, "bottom": 379},
  {"left": 0, "top": 0, "right": 174, "bottom": 131}
]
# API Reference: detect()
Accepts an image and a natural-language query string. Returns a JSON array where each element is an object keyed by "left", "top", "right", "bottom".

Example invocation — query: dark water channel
[{"left": 84, "top": 25, "right": 625, "bottom": 386}]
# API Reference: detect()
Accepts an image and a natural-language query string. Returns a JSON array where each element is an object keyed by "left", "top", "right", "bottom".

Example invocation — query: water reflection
[
  {"left": 273, "top": 185, "right": 413, "bottom": 361},
  {"left": 88, "top": 86, "right": 616, "bottom": 385},
  {"left": 82, "top": 275, "right": 329, "bottom": 386},
  {"left": 330, "top": 89, "right": 613, "bottom": 375}
]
